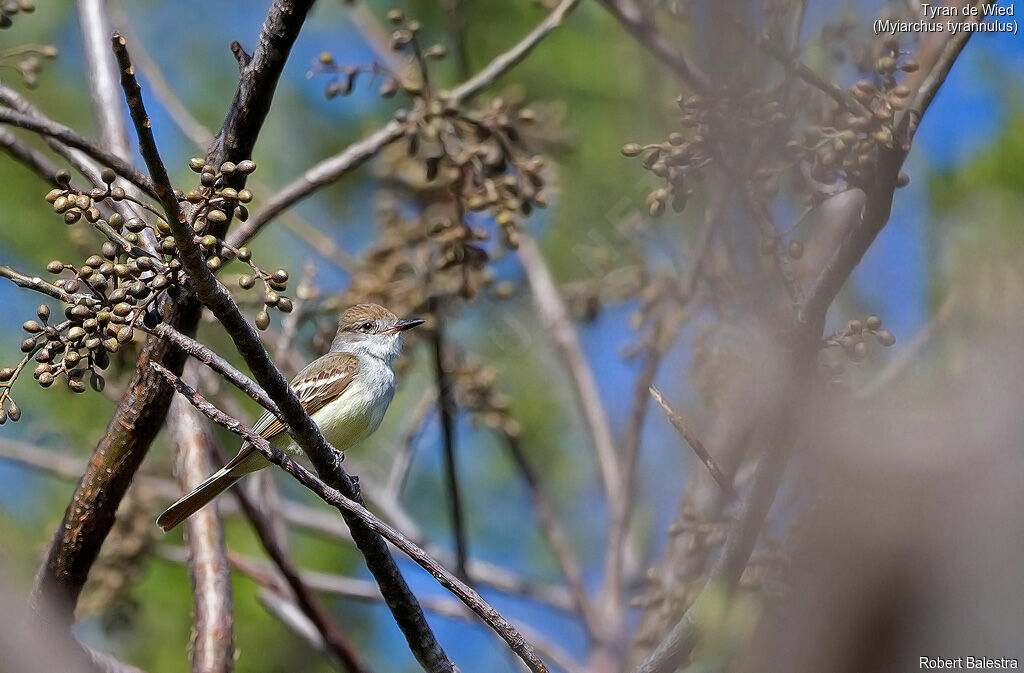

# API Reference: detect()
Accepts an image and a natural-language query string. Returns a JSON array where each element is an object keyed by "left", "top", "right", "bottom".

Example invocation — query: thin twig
[
  {"left": 431, "top": 324, "right": 469, "bottom": 580},
  {"left": 153, "top": 363, "right": 550, "bottom": 673},
  {"left": 649, "top": 386, "right": 734, "bottom": 497}
]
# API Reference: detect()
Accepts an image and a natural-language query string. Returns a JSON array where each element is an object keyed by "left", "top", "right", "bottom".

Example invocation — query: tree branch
[
  {"left": 77, "top": 0, "right": 134, "bottom": 161},
  {"left": 595, "top": 0, "right": 710, "bottom": 92},
  {"left": 649, "top": 386, "right": 733, "bottom": 496},
  {"left": 168, "top": 390, "right": 235, "bottom": 673},
  {"left": 0, "top": 126, "right": 63, "bottom": 182}
]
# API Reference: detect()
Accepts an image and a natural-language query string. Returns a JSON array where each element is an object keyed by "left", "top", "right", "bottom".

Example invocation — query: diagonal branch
[
  {"left": 154, "top": 363, "right": 550, "bottom": 673},
  {"left": 649, "top": 386, "right": 733, "bottom": 496},
  {"left": 0, "top": 106, "right": 157, "bottom": 198},
  {"left": 0, "top": 126, "right": 63, "bottom": 181}
]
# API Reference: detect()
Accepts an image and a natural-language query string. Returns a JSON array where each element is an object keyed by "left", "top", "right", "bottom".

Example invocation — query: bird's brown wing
[{"left": 222, "top": 352, "right": 359, "bottom": 472}]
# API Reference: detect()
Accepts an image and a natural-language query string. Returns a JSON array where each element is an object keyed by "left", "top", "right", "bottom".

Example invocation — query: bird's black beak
[{"left": 392, "top": 318, "right": 425, "bottom": 333}]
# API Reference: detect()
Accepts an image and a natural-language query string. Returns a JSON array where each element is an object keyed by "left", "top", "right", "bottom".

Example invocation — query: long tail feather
[{"left": 156, "top": 467, "right": 241, "bottom": 532}]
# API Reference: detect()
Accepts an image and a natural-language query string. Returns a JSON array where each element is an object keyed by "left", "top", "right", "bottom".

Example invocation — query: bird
[{"left": 156, "top": 303, "right": 423, "bottom": 531}]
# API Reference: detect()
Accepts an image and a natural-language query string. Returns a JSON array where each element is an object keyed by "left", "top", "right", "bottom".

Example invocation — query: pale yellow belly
[{"left": 279, "top": 376, "right": 392, "bottom": 460}]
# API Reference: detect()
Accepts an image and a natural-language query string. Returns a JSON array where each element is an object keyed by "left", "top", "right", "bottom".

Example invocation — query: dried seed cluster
[
  {"left": 623, "top": 86, "right": 787, "bottom": 215},
  {"left": 449, "top": 355, "right": 519, "bottom": 439},
  {"left": 341, "top": 194, "right": 500, "bottom": 321},
  {"left": 0, "top": 160, "right": 290, "bottom": 414},
  {"left": 318, "top": 10, "right": 550, "bottom": 248},
  {"left": 790, "top": 41, "right": 918, "bottom": 187},
  {"left": 820, "top": 314, "right": 896, "bottom": 377},
  {"left": 182, "top": 158, "right": 293, "bottom": 330}
]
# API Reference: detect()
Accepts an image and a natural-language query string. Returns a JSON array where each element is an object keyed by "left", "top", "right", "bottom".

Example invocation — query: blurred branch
[
  {"left": 631, "top": 442, "right": 789, "bottom": 673},
  {"left": 153, "top": 363, "right": 549, "bottom": 673},
  {"left": 517, "top": 234, "right": 622, "bottom": 519},
  {"left": 77, "top": 0, "right": 133, "bottom": 161},
  {"left": 109, "top": 10, "right": 213, "bottom": 148},
  {"left": 595, "top": 0, "right": 710, "bottom": 92},
  {"left": 517, "top": 232, "right": 622, "bottom": 649},
  {"left": 649, "top": 386, "right": 733, "bottom": 496},
  {"left": 443, "top": 0, "right": 471, "bottom": 79},
  {"left": 501, "top": 433, "right": 601, "bottom": 638},
  {"left": 33, "top": 0, "right": 315, "bottom": 622},
  {"left": 226, "top": 120, "right": 406, "bottom": 248},
  {"left": 385, "top": 388, "right": 436, "bottom": 496},
  {"left": 449, "top": 0, "right": 580, "bottom": 101},
  {"left": 0, "top": 126, "right": 62, "bottom": 182},
  {"left": 168, "top": 389, "right": 235, "bottom": 673}
]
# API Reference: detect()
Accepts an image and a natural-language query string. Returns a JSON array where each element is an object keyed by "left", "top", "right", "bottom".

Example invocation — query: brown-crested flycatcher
[{"left": 157, "top": 303, "right": 423, "bottom": 531}]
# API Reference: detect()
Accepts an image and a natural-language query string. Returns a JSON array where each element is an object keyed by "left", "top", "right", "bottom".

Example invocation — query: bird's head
[{"left": 331, "top": 303, "right": 424, "bottom": 363}]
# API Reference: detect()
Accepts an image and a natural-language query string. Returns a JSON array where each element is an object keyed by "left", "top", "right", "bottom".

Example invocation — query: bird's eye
[{"left": 360, "top": 322, "right": 373, "bottom": 332}]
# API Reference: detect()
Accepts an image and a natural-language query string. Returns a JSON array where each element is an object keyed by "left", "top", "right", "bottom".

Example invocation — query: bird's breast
[{"left": 309, "top": 359, "right": 394, "bottom": 452}]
